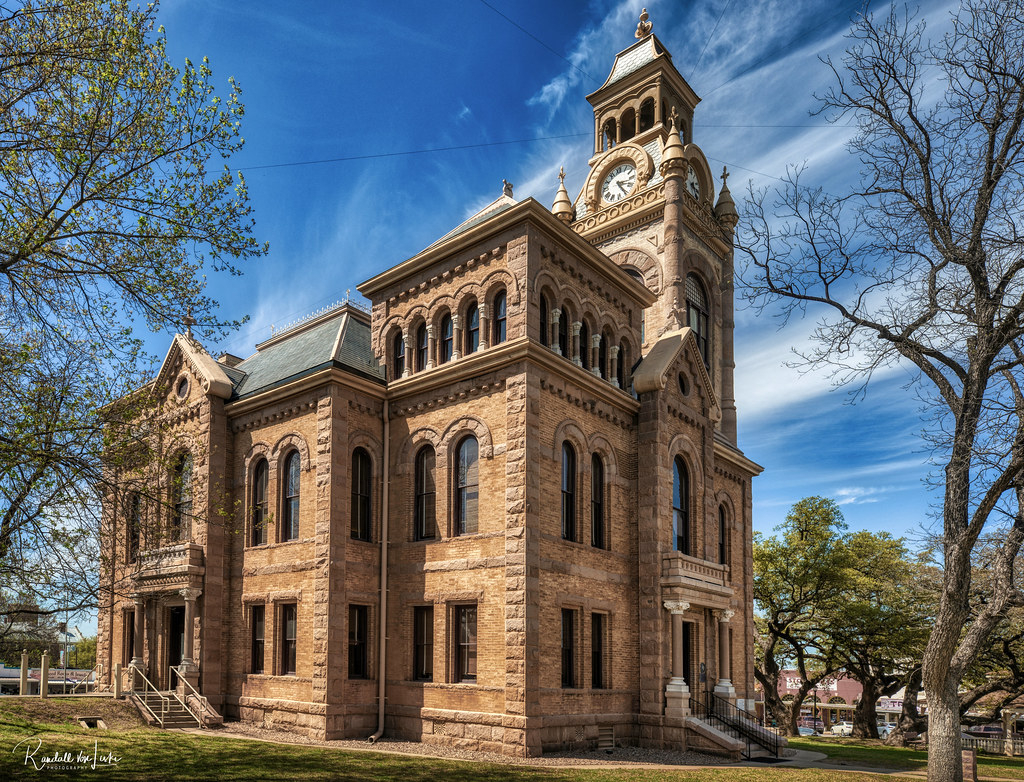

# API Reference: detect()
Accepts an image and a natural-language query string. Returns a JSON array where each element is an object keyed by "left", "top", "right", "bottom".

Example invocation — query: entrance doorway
[{"left": 167, "top": 606, "right": 185, "bottom": 689}]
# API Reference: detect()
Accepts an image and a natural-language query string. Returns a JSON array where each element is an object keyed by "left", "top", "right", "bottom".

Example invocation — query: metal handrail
[
  {"left": 705, "top": 691, "right": 781, "bottom": 757},
  {"left": 690, "top": 694, "right": 754, "bottom": 757},
  {"left": 69, "top": 664, "right": 100, "bottom": 694},
  {"left": 129, "top": 665, "right": 169, "bottom": 728},
  {"left": 170, "top": 667, "right": 205, "bottom": 728}
]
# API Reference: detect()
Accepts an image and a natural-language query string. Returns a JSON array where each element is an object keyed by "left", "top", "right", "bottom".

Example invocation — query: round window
[
  {"left": 176, "top": 376, "right": 190, "bottom": 399},
  {"left": 678, "top": 373, "right": 689, "bottom": 396}
]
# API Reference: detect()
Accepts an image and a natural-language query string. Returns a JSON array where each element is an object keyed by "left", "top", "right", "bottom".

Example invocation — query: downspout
[{"left": 368, "top": 398, "right": 389, "bottom": 742}]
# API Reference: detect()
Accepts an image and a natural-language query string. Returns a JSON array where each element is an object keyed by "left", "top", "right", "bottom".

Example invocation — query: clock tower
[{"left": 562, "top": 9, "right": 740, "bottom": 441}]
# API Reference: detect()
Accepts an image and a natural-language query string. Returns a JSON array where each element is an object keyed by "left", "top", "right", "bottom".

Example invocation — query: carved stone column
[
  {"left": 177, "top": 587, "right": 202, "bottom": 697},
  {"left": 714, "top": 609, "right": 736, "bottom": 701},
  {"left": 551, "top": 308, "right": 562, "bottom": 355},
  {"left": 571, "top": 321, "right": 582, "bottom": 366},
  {"left": 426, "top": 324, "right": 436, "bottom": 369},
  {"left": 663, "top": 600, "right": 690, "bottom": 717},
  {"left": 403, "top": 339, "right": 413, "bottom": 378},
  {"left": 479, "top": 303, "right": 490, "bottom": 350},
  {"left": 609, "top": 345, "right": 620, "bottom": 388},
  {"left": 452, "top": 315, "right": 462, "bottom": 361},
  {"left": 131, "top": 594, "right": 145, "bottom": 667},
  {"left": 591, "top": 334, "right": 602, "bottom": 376}
]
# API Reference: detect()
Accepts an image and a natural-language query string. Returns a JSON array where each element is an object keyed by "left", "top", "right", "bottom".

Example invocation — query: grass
[
  {"left": 0, "top": 697, "right": 992, "bottom": 782},
  {"left": 790, "top": 735, "right": 1024, "bottom": 779}
]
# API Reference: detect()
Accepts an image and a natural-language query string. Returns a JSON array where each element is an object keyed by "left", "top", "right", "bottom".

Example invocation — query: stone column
[
  {"left": 40, "top": 650, "right": 49, "bottom": 699},
  {"left": 663, "top": 600, "right": 690, "bottom": 717},
  {"left": 714, "top": 609, "right": 736, "bottom": 701},
  {"left": 20, "top": 649, "right": 28, "bottom": 695},
  {"left": 426, "top": 324, "right": 436, "bottom": 369},
  {"left": 479, "top": 304, "right": 490, "bottom": 350},
  {"left": 591, "top": 334, "right": 602, "bottom": 376},
  {"left": 609, "top": 345, "right": 620, "bottom": 388},
  {"left": 132, "top": 594, "right": 145, "bottom": 667},
  {"left": 403, "top": 339, "right": 413, "bottom": 378},
  {"left": 452, "top": 315, "right": 462, "bottom": 361},
  {"left": 571, "top": 322, "right": 582, "bottom": 366},
  {"left": 551, "top": 309, "right": 562, "bottom": 355},
  {"left": 177, "top": 588, "right": 202, "bottom": 697}
]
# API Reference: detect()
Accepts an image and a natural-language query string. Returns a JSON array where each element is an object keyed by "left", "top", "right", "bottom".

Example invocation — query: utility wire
[{"left": 690, "top": 0, "right": 733, "bottom": 80}]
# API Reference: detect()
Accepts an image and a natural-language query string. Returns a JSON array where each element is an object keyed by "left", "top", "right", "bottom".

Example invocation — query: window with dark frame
[
  {"left": 416, "top": 323, "right": 428, "bottom": 371},
  {"left": 466, "top": 303, "right": 480, "bottom": 354},
  {"left": 591, "top": 612, "right": 607, "bottom": 689},
  {"left": 591, "top": 454, "right": 605, "bottom": 549},
  {"left": 172, "top": 453, "right": 193, "bottom": 542},
  {"left": 413, "top": 605, "right": 433, "bottom": 681},
  {"left": 561, "top": 608, "right": 576, "bottom": 688},
  {"left": 281, "top": 604, "right": 297, "bottom": 676},
  {"left": 455, "top": 605, "right": 477, "bottom": 682},
  {"left": 440, "top": 314, "right": 453, "bottom": 363},
  {"left": 673, "top": 456, "right": 690, "bottom": 555},
  {"left": 127, "top": 493, "right": 141, "bottom": 563},
  {"left": 617, "top": 340, "right": 630, "bottom": 391},
  {"left": 561, "top": 442, "right": 576, "bottom": 541},
  {"left": 719, "top": 506, "right": 728, "bottom": 566},
  {"left": 557, "top": 307, "right": 569, "bottom": 356},
  {"left": 392, "top": 331, "right": 405, "bottom": 379},
  {"left": 455, "top": 436, "right": 479, "bottom": 535},
  {"left": 351, "top": 448, "right": 372, "bottom": 541},
  {"left": 579, "top": 320, "right": 590, "bottom": 369},
  {"left": 493, "top": 290, "right": 507, "bottom": 344},
  {"left": 414, "top": 445, "right": 436, "bottom": 540},
  {"left": 348, "top": 605, "right": 368, "bottom": 678},
  {"left": 251, "top": 605, "right": 265, "bottom": 674},
  {"left": 540, "top": 295, "right": 549, "bottom": 346},
  {"left": 686, "top": 273, "right": 709, "bottom": 366},
  {"left": 251, "top": 459, "right": 268, "bottom": 546},
  {"left": 598, "top": 333, "right": 608, "bottom": 379},
  {"left": 282, "top": 451, "right": 301, "bottom": 541}
]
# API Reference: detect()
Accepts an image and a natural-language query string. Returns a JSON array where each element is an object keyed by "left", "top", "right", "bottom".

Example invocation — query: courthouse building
[{"left": 98, "top": 12, "right": 762, "bottom": 757}]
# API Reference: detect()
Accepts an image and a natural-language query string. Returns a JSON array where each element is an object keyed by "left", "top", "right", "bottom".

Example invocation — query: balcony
[
  {"left": 661, "top": 552, "right": 732, "bottom": 608},
  {"left": 136, "top": 543, "right": 205, "bottom": 581}
]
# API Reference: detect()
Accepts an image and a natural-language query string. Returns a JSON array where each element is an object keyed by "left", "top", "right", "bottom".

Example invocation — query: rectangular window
[
  {"left": 349, "top": 605, "right": 368, "bottom": 678},
  {"left": 413, "top": 606, "right": 433, "bottom": 681},
  {"left": 591, "top": 613, "right": 607, "bottom": 689},
  {"left": 454, "top": 605, "right": 477, "bottom": 682},
  {"left": 251, "top": 605, "right": 265, "bottom": 674},
  {"left": 561, "top": 608, "right": 576, "bottom": 688},
  {"left": 280, "top": 604, "right": 297, "bottom": 676}
]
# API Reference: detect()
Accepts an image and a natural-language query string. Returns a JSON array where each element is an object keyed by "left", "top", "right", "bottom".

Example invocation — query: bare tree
[{"left": 738, "top": 3, "right": 1024, "bottom": 779}]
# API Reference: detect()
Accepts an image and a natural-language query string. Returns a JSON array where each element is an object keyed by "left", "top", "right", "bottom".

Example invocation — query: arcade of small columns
[{"left": 663, "top": 600, "right": 735, "bottom": 716}]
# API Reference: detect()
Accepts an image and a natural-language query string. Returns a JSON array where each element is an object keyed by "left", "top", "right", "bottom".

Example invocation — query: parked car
[
  {"left": 798, "top": 726, "right": 818, "bottom": 736},
  {"left": 831, "top": 721, "right": 854, "bottom": 736},
  {"left": 965, "top": 724, "right": 1004, "bottom": 738},
  {"left": 799, "top": 717, "right": 825, "bottom": 731},
  {"left": 876, "top": 723, "right": 893, "bottom": 739}
]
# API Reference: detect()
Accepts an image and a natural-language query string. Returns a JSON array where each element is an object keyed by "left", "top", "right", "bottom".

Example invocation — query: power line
[{"left": 690, "top": 0, "right": 733, "bottom": 80}]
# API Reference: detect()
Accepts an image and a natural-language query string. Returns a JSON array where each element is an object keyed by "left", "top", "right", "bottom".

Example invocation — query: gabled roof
[
  {"left": 154, "top": 334, "right": 234, "bottom": 399},
  {"left": 229, "top": 306, "right": 383, "bottom": 399},
  {"left": 632, "top": 326, "right": 720, "bottom": 422},
  {"left": 424, "top": 193, "right": 518, "bottom": 251}
]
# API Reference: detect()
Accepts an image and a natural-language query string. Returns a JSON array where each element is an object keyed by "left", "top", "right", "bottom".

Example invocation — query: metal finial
[
  {"left": 503, "top": 179, "right": 514, "bottom": 197},
  {"left": 635, "top": 8, "right": 652, "bottom": 38},
  {"left": 721, "top": 166, "right": 729, "bottom": 184},
  {"left": 668, "top": 106, "right": 679, "bottom": 129},
  {"left": 558, "top": 166, "right": 566, "bottom": 184}
]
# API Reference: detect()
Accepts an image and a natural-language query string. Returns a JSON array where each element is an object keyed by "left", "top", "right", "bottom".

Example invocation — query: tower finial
[
  {"left": 183, "top": 308, "right": 196, "bottom": 341},
  {"left": 558, "top": 166, "right": 566, "bottom": 184},
  {"left": 503, "top": 179, "right": 514, "bottom": 198},
  {"left": 635, "top": 8, "right": 652, "bottom": 38},
  {"left": 721, "top": 166, "right": 729, "bottom": 184},
  {"left": 668, "top": 105, "right": 679, "bottom": 130}
]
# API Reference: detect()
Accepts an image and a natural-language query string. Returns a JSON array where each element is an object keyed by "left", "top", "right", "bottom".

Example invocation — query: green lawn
[
  {"left": 0, "top": 697, "right": 977, "bottom": 781},
  {"left": 790, "top": 735, "right": 1024, "bottom": 779}
]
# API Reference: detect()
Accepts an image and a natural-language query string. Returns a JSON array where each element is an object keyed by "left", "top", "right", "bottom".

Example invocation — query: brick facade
[{"left": 97, "top": 23, "right": 761, "bottom": 759}]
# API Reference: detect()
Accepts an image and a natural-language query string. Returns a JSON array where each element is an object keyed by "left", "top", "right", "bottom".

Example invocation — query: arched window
[
  {"left": 625, "top": 268, "right": 646, "bottom": 344},
  {"left": 282, "top": 452, "right": 301, "bottom": 542},
  {"left": 465, "top": 302, "right": 480, "bottom": 354},
  {"left": 673, "top": 457, "right": 690, "bottom": 555},
  {"left": 561, "top": 441, "right": 576, "bottom": 541},
  {"left": 251, "top": 458, "right": 268, "bottom": 546},
  {"left": 414, "top": 445, "right": 436, "bottom": 541},
  {"left": 455, "top": 436, "right": 479, "bottom": 535},
  {"left": 493, "top": 290, "right": 507, "bottom": 345},
  {"left": 127, "top": 493, "right": 141, "bottom": 563},
  {"left": 540, "top": 295, "right": 549, "bottom": 346},
  {"left": 620, "top": 108, "right": 636, "bottom": 141},
  {"left": 392, "top": 331, "right": 405, "bottom": 379},
  {"left": 718, "top": 505, "right": 728, "bottom": 566},
  {"left": 558, "top": 306, "right": 569, "bottom": 357},
  {"left": 579, "top": 321, "right": 590, "bottom": 370},
  {"left": 618, "top": 340, "right": 631, "bottom": 391},
  {"left": 172, "top": 453, "right": 193, "bottom": 542},
  {"left": 603, "top": 119, "right": 617, "bottom": 150},
  {"left": 591, "top": 454, "right": 605, "bottom": 549},
  {"left": 639, "top": 98, "right": 655, "bottom": 132},
  {"left": 415, "top": 323, "right": 428, "bottom": 371},
  {"left": 686, "top": 273, "right": 709, "bottom": 366},
  {"left": 598, "top": 333, "right": 608, "bottom": 380},
  {"left": 440, "top": 314, "right": 453, "bottom": 364},
  {"left": 351, "top": 448, "right": 372, "bottom": 541}
]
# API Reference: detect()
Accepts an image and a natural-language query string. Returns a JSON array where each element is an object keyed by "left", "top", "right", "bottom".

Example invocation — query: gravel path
[{"left": 211, "top": 721, "right": 736, "bottom": 767}]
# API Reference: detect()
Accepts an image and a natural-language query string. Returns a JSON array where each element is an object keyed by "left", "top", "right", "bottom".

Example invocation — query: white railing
[
  {"left": 174, "top": 669, "right": 213, "bottom": 728},
  {"left": 69, "top": 664, "right": 101, "bottom": 694},
  {"left": 962, "top": 735, "right": 1024, "bottom": 756}
]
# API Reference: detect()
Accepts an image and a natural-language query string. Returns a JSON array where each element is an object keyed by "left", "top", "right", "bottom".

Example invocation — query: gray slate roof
[{"left": 229, "top": 309, "right": 383, "bottom": 400}]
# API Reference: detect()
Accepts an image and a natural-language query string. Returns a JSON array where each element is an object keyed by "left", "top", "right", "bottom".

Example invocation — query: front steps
[{"left": 130, "top": 690, "right": 203, "bottom": 729}]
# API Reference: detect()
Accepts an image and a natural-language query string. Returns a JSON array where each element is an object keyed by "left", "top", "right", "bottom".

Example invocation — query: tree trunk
[
  {"left": 924, "top": 675, "right": 964, "bottom": 782},
  {"left": 853, "top": 678, "right": 880, "bottom": 739},
  {"left": 886, "top": 667, "right": 926, "bottom": 746}
]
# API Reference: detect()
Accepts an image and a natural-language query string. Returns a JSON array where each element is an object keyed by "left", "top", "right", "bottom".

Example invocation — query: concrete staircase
[{"left": 131, "top": 690, "right": 202, "bottom": 729}]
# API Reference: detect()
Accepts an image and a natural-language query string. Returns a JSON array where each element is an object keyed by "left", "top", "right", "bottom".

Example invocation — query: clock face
[
  {"left": 601, "top": 163, "right": 637, "bottom": 203},
  {"left": 685, "top": 167, "right": 701, "bottom": 200}
]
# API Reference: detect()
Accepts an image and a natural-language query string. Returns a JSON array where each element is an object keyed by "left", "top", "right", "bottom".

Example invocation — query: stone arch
[
  {"left": 667, "top": 434, "right": 704, "bottom": 496},
  {"left": 683, "top": 143, "right": 715, "bottom": 207},
  {"left": 404, "top": 304, "right": 430, "bottom": 331},
  {"left": 270, "top": 433, "right": 312, "bottom": 472},
  {"left": 611, "top": 248, "right": 662, "bottom": 295},
  {"left": 396, "top": 426, "right": 442, "bottom": 473},
  {"left": 439, "top": 416, "right": 493, "bottom": 459},
  {"left": 586, "top": 433, "right": 619, "bottom": 479},
  {"left": 532, "top": 270, "right": 560, "bottom": 304},
  {"left": 481, "top": 268, "right": 520, "bottom": 306},
  {"left": 552, "top": 419, "right": 587, "bottom": 460}
]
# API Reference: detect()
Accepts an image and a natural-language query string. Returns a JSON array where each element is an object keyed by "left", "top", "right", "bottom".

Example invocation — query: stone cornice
[{"left": 713, "top": 437, "right": 763, "bottom": 477}]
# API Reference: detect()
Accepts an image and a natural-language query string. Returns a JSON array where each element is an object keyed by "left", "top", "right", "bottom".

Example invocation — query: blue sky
[{"left": 151, "top": 0, "right": 962, "bottom": 542}]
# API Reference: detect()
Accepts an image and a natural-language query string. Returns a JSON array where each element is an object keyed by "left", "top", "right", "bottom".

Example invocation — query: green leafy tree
[
  {"left": 738, "top": 3, "right": 1024, "bottom": 778},
  {"left": 0, "top": 0, "right": 264, "bottom": 624}
]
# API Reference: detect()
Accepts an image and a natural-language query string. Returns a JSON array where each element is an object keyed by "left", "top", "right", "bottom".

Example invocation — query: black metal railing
[{"left": 695, "top": 691, "right": 781, "bottom": 758}]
